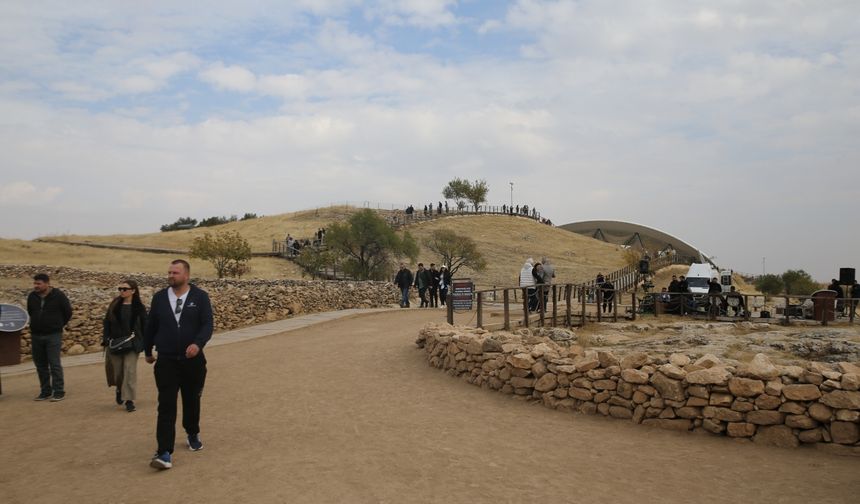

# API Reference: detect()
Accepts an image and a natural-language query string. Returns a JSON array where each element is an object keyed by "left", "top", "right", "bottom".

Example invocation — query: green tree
[
  {"left": 160, "top": 217, "right": 197, "bottom": 232},
  {"left": 325, "top": 209, "right": 418, "bottom": 280},
  {"left": 442, "top": 178, "right": 489, "bottom": 211},
  {"left": 781, "top": 269, "right": 819, "bottom": 295},
  {"left": 189, "top": 231, "right": 252, "bottom": 278},
  {"left": 423, "top": 229, "right": 486, "bottom": 276},
  {"left": 295, "top": 247, "right": 336, "bottom": 280},
  {"left": 754, "top": 274, "right": 784, "bottom": 296},
  {"left": 197, "top": 215, "right": 237, "bottom": 228}
]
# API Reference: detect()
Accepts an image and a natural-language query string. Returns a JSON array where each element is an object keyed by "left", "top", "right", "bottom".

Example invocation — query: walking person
[
  {"left": 601, "top": 279, "right": 615, "bottom": 313},
  {"left": 394, "top": 264, "right": 414, "bottom": 308},
  {"left": 102, "top": 280, "right": 146, "bottom": 412},
  {"left": 145, "top": 260, "right": 213, "bottom": 470},
  {"left": 438, "top": 266, "right": 452, "bottom": 306},
  {"left": 428, "top": 263, "right": 441, "bottom": 308},
  {"left": 27, "top": 273, "right": 73, "bottom": 401},
  {"left": 414, "top": 263, "right": 431, "bottom": 308},
  {"left": 519, "top": 259, "right": 536, "bottom": 312}
]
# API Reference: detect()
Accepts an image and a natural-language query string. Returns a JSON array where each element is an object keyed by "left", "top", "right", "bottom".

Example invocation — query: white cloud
[
  {"left": 0, "top": 181, "right": 62, "bottom": 206},
  {"left": 200, "top": 62, "right": 258, "bottom": 92},
  {"left": 366, "top": 0, "right": 460, "bottom": 28}
]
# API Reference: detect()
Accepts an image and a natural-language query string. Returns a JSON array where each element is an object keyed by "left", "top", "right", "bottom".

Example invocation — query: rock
[
  {"left": 693, "top": 354, "right": 722, "bottom": 369},
  {"left": 593, "top": 379, "right": 617, "bottom": 391},
  {"left": 650, "top": 372, "right": 685, "bottom": 402},
  {"left": 778, "top": 365, "right": 804, "bottom": 379},
  {"left": 836, "top": 362, "right": 860, "bottom": 375},
  {"left": 765, "top": 380, "right": 784, "bottom": 396},
  {"left": 709, "top": 393, "right": 733, "bottom": 407},
  {"left": 743, "top": 353, "right": 780, "bottom": 380},
  {"left": 66, "top": 344, "right": 85, "bottom": 356},
  {"left": 702, "top": 418, "right": 725, "bottom": 434},
  {"left": 632, "top": 391, "right": 649, "bottom": 404},
  {"left": 482, "top": 339, "right": 503, "bottom": 353},
  {"left": 675, "top": 406, "right": 702, "bottom": 419},
  {"left": 728, "top": 378, "right": 765, "bottom": 397},
  {"left": 620, "top": 352, "right": 649, "bottom": 370},
  {"left": 669, "top": 353, "right": 691, "bottom": 367},
  {"left": 508, "top": 353, "right": 536, "bottom": 370},
  {"left": 688, "top": 385, "right": 709, "bottom": 399},
  {"left": 808, "top": 403, "right": 833, "bottom": 422},
  {"left": 754, "top": 425, "right": 799, "bottom": 448},
  {"left": 829, "top": 421, "right": 860, "bottom": 445},
  {"left": 754, "top": 394, "right": 782, "bottom": 410},
  {"left": 686, "top": 366, "right": 731, "bottom": 386},
  {"left": 731, "top": 400, "right": 755, "bottom": 413},
  {"left": 798, "top": 428, "right": 823, "bottom": 443},
  {"left": 703, "top": 406, "right": 744, "bottom": 422},
  {"left": 598, "top": 350, "right": 620, "bottom": 368},
  {"left": 575, "top": 357, "right": 600, "bottom": 372},
  {"left": 801, "top": 371, "right": 824, "bottom": 385},
  {"left": 686, "top": 397, "right": 709, "bottom": 407},
  {"left": 531, "top": 361, "right": 548, "bottom": 378},
  {"left": 609, "top": 406, "right": 633, "bottom": 419},
  {"left": 620, "top": 368, "right": 649, "bottom": 384},
  {"left": 746, "top": 410, "right": 785, "bottom": 425},
  {"left": 782, "top": 384, "right": 822, "bottom": 401},
  {"left": 597, "top": 402, "right": 610, "bottom": 415},
  {"left": 836, "top": 409, "right": 860, "bottom": 422},
  {"left": 569, "top": 387, "right": 593, "bottom": 401},
  {"left": 534, "top": 373, "right": 558, "bottom": 393},
  {"left": 510, "top": 377, "right": 535, "bottom": 389},
  {"left": 658, "top": 364, "right": 686, "bottom": 380},
  {"left": 659, "top": 407, "right": 676, "bottom": 419},
  {"left": 778, "top": 402, "right": 806, "bottom": 415},
  {"left": 726, "top": 422, "right": 757, "bottom": 438},
  {"left": 820, "top": 390, "right": 860, "bottom": 410},
  {"left": 784, "top": 414, "right": 817, "bottom": 429},
  {"left": 841, "top": 373, "right": 860, "bottom": 392}
]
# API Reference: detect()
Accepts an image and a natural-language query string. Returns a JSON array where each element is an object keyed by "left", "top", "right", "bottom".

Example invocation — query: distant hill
[{"left": 0, "top": 206, "right": 628, "bottom": 286}]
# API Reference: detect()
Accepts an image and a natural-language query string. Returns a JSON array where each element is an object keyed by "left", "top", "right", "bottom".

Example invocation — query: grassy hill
[{"left": 1, "top": 207, "right": 628, "bottom": 286}]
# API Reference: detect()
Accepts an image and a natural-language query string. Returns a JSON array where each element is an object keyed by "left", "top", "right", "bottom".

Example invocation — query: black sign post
[
  {"left": 0, "top": 304, "right": 29, "bottom": 394},
  {"left": 451, "top": 279, "right": 474, "bottom": 311}
]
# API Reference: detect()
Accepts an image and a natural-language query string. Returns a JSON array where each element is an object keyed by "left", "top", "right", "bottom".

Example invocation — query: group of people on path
[
  {"left": 394, "top": 262, "right": 452, "bottom": 308},
  {"left": 284, "top": 228, "right": 326, "bottom": 257},
  {"left": 22, "top": 260, "right": 213, "bottom": 471},
  {"left": 518, "top": 258, "right": 556, "bottom": 312}
]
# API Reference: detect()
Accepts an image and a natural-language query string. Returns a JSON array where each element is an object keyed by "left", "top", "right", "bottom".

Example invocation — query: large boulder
[
  {"left": 686, "top": 367, "right": 731, "bottom": 386},
  {"left": 728, "top": 378, "right": 765, "bottom": 398},
  {"left": 782, "top": 384, "right": 822, "bottom": 401},
  {"left": 742, "top": 353, "right": 780, "bottom": 380},
  {"left": 650, "top": 372, "right": 685, "bottom": 402},
  {"left": 754, "top": 425, "right": 799, "bottom": 448},
  {"left": 820, "top": 390, "right": 860, "bottom": 410}
]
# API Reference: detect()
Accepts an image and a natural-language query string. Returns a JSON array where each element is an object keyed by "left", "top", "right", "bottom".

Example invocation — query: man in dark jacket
[
  {"left": 144, "top": 259, "right": 213, "bottom": 470},
  {"left": 27, "top": 273, "right": 73, "bottom": 401},
  {"left": 394, "top": 264, "right": 413, "bottom": 308},
  {"left": 428, "top": 263, "right": 441, "bottom": 308},
  {"left": 414, "top": 263, "right": 432, "bottom": 308}
]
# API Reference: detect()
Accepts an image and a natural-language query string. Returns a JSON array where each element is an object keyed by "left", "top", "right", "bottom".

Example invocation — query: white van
[{"left": 685, "top": 263, "right": 717, "bottom": 294}]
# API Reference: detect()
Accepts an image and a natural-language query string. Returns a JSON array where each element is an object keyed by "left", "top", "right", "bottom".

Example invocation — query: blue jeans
[
  {"left": 400, "top": 287, "right": 410, "bottom": 307},
  {"left": 31, "top": 332, "right": 64, "bottom": 395}
]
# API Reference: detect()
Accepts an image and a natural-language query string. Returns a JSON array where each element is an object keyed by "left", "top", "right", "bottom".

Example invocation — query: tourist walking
[
  {"left": 414, "top": 263, "right": 432, "bottom": 308},
  {"left": 438, "top": 266, "right": 452, "bottom": 306},
  {"left": 145, "top": 260, "right": 213, "bottom": 470},
  {"left": 27, "top": 273, "right": 73, "bottom": 402},
  {"left": 428, "top": 263, "right": 441, "bottom": 308},
  {"left": 102, "top": 280, "right": 146, "bottom": 412},
  {"left": 394, "top": 264, "right": 413, "bottom": 308},
  {"left": 519, "top": 259, "right": 536, "bottom": 312},
  {"left": 601, "top": 279, "right": 615, "bottom": 313}
]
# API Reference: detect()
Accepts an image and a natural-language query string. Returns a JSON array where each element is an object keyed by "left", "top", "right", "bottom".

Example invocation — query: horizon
[{"left": 1, "top": 1, "right": 858, "bottom": 282}]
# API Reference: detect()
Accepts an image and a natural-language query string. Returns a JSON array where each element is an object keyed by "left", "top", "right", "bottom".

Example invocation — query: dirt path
[{"left": 1, "top": 310, "right": 858, "bottom": 504}]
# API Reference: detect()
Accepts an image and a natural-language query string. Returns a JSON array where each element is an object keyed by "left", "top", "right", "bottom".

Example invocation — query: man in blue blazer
[{"left": 144, "top": 259, "right": 213, "bottom": 470}]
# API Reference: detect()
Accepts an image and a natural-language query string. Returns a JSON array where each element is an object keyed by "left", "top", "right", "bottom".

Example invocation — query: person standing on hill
[
  {"left": 414, "top": 263, "right": 432, "bottom": 308},
  {"left": 102, "top": 279, "right": 147, "bottom": 412},
  {"left": 27, "top": 273, "right": 73, "bottom": 402},
  {"left": 438, "top": 266, "right": 452, "bottom": 306},
  {"left": 428, "top": 263, "right": 441, "bottom": 308},
  {"left": 145, "top": 259, "right": 213, "bottom": 470},
  {"left": 601, "top": 279, "right": 615, "bottom": 313},
  {"left": 394, "top": 264, "right": 414, "bottom": 308},
  {"left": 519, "top": 259, "right": 536, "bottom": 312}
]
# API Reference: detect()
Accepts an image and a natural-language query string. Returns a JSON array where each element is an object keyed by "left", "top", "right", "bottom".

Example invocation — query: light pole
[{"left": 509, "top": 182, "right": 514, "bottom": 210}]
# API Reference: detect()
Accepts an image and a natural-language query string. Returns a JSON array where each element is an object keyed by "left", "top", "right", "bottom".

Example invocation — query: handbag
[{"left": 108, "top": 333, "right": 136, "bottom": 354}]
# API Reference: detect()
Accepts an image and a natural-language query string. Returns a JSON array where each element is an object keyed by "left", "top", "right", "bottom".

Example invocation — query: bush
[
  {"left": 189, "top": 231, "right": 252, "bottom": 278},
  {"left": 160, "top": 217, "right": 197, "bottom": 232},
  {"left": 754, "top": 274, "right": 784, "bottom": 296},
  {"left": 197, "top": 215, "right": 238, "bottom": 228}
]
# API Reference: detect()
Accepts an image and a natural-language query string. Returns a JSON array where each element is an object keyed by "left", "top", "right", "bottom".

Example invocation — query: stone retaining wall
[
  {"left": 0, "top": 265, "right": 399, "bottom": 356},
  {"left": 416, "top": 325, "right": 860, "bottom": 451}
]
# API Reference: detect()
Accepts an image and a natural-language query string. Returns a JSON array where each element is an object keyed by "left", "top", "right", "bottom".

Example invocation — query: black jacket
[
  {"left": 429, "top": 269, "right": 441, "bottom": 288},
  {"left": 103, "top": 301, "right": 147, "bottom": 353},
  {"left": 27, "top": 288, "right": 73, "bottom": 335},
  {"left": 394, "top": 269, "right": 413, "bottom": 289},
  {"left": 414, "top": 269, "right": 432, "bottom": 289},
  {"left": 144, "top": 285, "right": 213, "bottom": 359}
]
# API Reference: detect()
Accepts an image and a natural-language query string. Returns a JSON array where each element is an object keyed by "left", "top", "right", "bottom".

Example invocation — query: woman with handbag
[{"left": 102, "top": 280, "right": 146, "bottom": 412}]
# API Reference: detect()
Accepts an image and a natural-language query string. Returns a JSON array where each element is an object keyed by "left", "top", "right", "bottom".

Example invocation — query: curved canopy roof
[{"left": 559, "top": 220, "right": 706, "bottom": 264}]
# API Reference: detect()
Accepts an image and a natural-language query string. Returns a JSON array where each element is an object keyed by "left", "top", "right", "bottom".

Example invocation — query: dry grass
[{"left": 8, "top": 209, "right": 628, "bottom": 284}]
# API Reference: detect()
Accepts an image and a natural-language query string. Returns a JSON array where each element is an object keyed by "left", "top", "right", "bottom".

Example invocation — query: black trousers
[
  {"left": 428, "top": 286, "right": 439, "bottom": 307},
  {"left": 154, "top": 355, "right": 207, "bottom": 454}
]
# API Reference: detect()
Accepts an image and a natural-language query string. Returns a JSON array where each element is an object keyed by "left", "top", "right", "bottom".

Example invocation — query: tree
[
  {"left": 240, "top": 212, "right": 258, "bottom": 221},
  {"left": 781, "top": 269, "right": 819, "bottom": 295},
  {"left": 325, "top": 209, "right": 418, "bottom": 280},
  {"left": 754, "top": 274, "right": 784, "bottom": 296},
  {"left": 442, "top": 178, "right": 489, "bottom": 211},
  {"left": 197, "top": 215, "right": 237, "bottom": 228},
  {"left": 294, "top": 246, "right": 336, "bottom": 280},
  {"left": 423, "top": 229, "right": 486, "bottom": 276},
  {"left": 189, "top": 231, "right": 252, "bottom": 278},
  {"left": 160, "top": 217, "right": 197, "bottom": 232}
]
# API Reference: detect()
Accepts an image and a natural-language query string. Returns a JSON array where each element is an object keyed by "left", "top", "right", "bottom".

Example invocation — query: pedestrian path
[{"left": 0, "top": 307, "right": 396, "bottom": 377}]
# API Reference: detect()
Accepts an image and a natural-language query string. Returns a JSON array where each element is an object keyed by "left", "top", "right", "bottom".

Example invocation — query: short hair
[
  {"left": 430, "top": 263, "right": 435, "bottom": 267},
  {"left": 171, "top": 259, "right": 191, "bottom": 273},
  {"left": 33, "top": 273, "right": 50, "bottom": 283},
  {"left": 417, "top": 263, "right": 424, "bottom": 267}
]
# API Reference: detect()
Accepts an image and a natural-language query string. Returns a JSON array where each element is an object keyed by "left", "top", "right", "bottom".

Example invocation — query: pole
[
  {"left": 509, "top": 182, "right": 514, "bottom": 210},
  {"left": 503, "top": 289, "right": 510, "bottom": 330},
  {"left": 477, "top": 292, "right": 483, "bottom": 329}
]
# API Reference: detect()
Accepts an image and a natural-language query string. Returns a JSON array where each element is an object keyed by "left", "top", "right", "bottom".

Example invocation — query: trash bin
[
  {"left": 0, "top": 304, "right": 29, "bottom": 366},
  {"left": 811, "top": 290, "right": 837, "bottom": 322}
]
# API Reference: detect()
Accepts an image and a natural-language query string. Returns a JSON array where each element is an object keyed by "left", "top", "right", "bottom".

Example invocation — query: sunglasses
[{"left": 118, "top": 287, "right": 133, "bottom": 292}]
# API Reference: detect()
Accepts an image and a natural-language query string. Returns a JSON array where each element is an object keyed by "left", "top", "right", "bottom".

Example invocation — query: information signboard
[
  {"left": 451, "top": 279, "right": 473, "bottom": 311},
  {"left": 0, "top": 304, "right": 28, "bottom": 332}
]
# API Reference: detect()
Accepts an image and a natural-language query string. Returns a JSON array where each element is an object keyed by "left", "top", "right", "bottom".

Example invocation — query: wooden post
[
  {"left": 522, "top": 288, "right": 530, "bottom": 328},
  {"left": 552, "top": 285, "right": 558, "bottom": 327},
  {"left": 850, "top": 297, "right": 855, "bottom": 325},
  {"left": 539, "top": 286, "right": 546, "bottom": 327},
  {"left": 503, "top": 289, "right": 510, "bottom": 330},
  {"left": 581, "top": 287, "right": 587, "bottom": 327},
  {"left": 565, "top": 285, "right": 572, "bottom": 326},
  {"left": 596, "top": 288, "right": 603, "bottom": 322},
  {"left": 477, "top": 292, "right": 483, "bottom": 328},
  {"left": 744, "top": 295, "right": 751, "bottom": 321},
  {"left": 613, "top": 289, "right": 618, "bottom": 322},
  {"left": 446, "top": 293, "right": 454, "bottom": 325},
  {"left": 784, "top": 295, "right": 790, "bottom": 325},
  {"left": 631, "top": 293, "right": 637, "bottom": 321}
]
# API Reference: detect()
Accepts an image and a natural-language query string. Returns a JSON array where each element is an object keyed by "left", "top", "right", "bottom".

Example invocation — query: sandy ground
[{"left": 1, "top": 309, "right": 858, "bottom": 504}]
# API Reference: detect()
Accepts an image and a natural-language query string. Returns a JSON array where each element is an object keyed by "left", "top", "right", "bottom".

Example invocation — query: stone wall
[
  {"left": 0, "top": 265, "right": 400, "bottom": 356},
  {"left": 416, "top": 324, "right": 860, "bottom": 451}
]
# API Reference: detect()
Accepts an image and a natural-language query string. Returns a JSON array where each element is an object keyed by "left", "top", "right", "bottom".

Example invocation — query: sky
[{"left": 0, "top": 0, "right": 858, "bottom": 281}]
